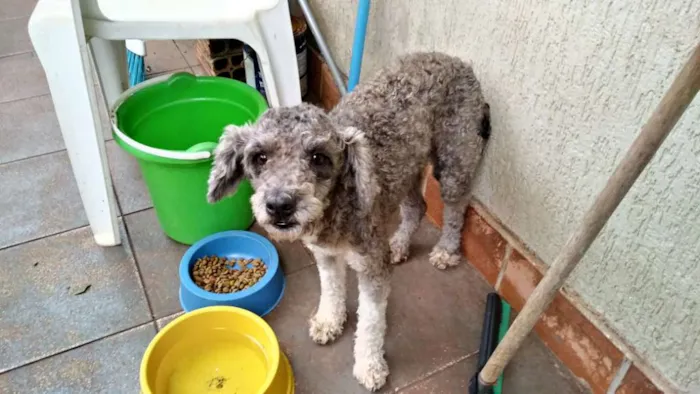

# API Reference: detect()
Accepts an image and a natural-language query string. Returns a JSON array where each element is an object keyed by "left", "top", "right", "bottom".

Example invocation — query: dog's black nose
[{"left": 266, "top": 194, "right": 296, "bottom": 219}]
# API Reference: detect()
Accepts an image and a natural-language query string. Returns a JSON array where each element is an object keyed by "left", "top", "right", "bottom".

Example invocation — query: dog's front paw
[
  {"left": 309, "top": 312, "right": 346, "bottom": 345},
  {"left": 429, "top": 247, "right": 462, "bottom": 270},
  {"left": 389, "top": 235, "right": 410, "bottom": 264},
  {"left": 353, "top": 355, "right": 389, "bottom": 392}
]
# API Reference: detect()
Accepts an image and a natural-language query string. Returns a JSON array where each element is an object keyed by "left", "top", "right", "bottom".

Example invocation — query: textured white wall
[{"left": 307, "top": 0, "right": 700, "bottom": 391}]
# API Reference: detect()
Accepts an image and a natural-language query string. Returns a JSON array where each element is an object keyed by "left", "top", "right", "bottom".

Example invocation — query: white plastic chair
[{"left": 28, "top": 0, "right": 302, "bottom": 246}]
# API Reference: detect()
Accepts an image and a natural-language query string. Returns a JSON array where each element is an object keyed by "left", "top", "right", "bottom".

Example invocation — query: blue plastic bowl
[{"left": 179, "top": 231, "right": 285, "bottom": 316}]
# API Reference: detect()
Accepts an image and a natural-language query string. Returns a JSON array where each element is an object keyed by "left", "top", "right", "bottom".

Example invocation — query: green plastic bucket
[{"left": 111, "top": 72, "right": 267, "bottom": 244}]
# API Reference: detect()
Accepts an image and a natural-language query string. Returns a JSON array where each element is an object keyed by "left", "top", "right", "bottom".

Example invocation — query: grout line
[
  {"left": 0, "top": 90, "right": 51, "bottom": 104},
  {"left": 494, "top": 244, "right": 512, "bottom": 292},
  {"left": 606, "top": 358, "right": 632, "bottom": 394},
  {"left": 285, "top": 262, "right": 316, "bottom": 277},
  {"left": 104, "top": 157, "right": 132, "bottom": 222},
  {"left": 122, "top": 207, "right": 158, "bottom": 322},
  {"left": 281, "top": 237, "right": 317, "bottom": 276},
  {"left": 0, "top": 49, "right": 33, "bottom": 60},
  {"left": 0, "top": 129, "right": 111, "bottom": 168},
  {"left": 155, "top": 312, "right": 185, "bottom": 331},
  {"left": 0, "top": 321, "right": 155, "bottom": 375},
  {"left": 0, "top": 78, "right": 50, "bottom": 106},
  {"left": 173, "top": 40, "right": 198, "bottom": 69},
  {"left": 0, "top": 223, "right": 88, "bottom": 252},
  {"left": 0, "top": 158, "right": 143, "bottom": 252},
  {"left": 110, "top": 180, "right": 125, "bottom": 222},
  {"left": 173, "top": 39, "right": 191, "bottom": 69},
  {"left": 147, "top": 66, "right": 194, "bottom": 79},
  {"left": 393, "top": 350, "right": 480, "bottom": 392},
  {"left": 121, "top": 205, "right": 155, "bottom": 218},
  {"left": 0, "top": 205, "right": 141, "bottom": 252},
  {"left": 0, "top": 15, "right": 31, "bottom": 22},
  {"left": 0, "top": 92, "right": 52, "bottom": 106},
  {"left": 0, "top": 147, "right": 69, "bottom": 168},
  {"left": 24, "top": 156, "right": 162, "bottom": 326}
]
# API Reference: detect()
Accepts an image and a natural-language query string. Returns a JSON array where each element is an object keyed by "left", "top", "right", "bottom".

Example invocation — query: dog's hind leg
[
  {"left": 390, "top": 174, "right": 427, "bottom": 264},
  {"left": 429, "top": 197, "right": 469, "bottom": 269},
  {"left": 429, "top": 100, "right": 488, "bottom": 269}
]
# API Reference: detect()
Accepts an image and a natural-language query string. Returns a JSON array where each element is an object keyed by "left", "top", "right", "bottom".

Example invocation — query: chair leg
[
  {"left": 29, "top": 3, "right": 121, "bottom": 246},
  {"left": 257, "top": 0, "right": 303, "bottom": 107},
  {"left": 90, "top": 38, "right": 128, "bottom": 109}
]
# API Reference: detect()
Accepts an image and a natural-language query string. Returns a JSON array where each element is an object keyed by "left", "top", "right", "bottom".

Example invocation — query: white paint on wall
[{"left": 309, "top": 0, "right": 700, "bottom": 391}]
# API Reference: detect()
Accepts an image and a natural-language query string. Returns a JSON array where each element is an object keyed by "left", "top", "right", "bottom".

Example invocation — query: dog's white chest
[{"left": 304, "top": 241, "right": 347, "bottom": 259}]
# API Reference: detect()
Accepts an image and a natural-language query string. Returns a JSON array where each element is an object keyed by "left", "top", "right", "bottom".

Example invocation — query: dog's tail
[{"left": 478, "top": 103, "right": 491, "bottom": 140}]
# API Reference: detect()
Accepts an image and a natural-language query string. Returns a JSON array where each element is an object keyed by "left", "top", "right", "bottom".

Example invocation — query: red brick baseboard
[{"left": 423, "top": 172, "right": 664, "bottom": 394}]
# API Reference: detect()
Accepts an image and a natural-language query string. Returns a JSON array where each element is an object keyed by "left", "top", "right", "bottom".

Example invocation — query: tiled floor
[{"left": 0, "top": 9, "right": 588, "bottom": 393}]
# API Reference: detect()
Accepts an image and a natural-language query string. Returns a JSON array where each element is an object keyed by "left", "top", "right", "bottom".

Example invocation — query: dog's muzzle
[{"left": 265, "top": 192, "right": 297, "bottom": 228}]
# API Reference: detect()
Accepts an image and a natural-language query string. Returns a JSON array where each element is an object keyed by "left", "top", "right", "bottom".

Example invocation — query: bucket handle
[
  {"left": 111, "top": 125, "right": 213, "bottom": 161},
  {"left": 110, "top": 73, "right": 213, "bottom": 161}
]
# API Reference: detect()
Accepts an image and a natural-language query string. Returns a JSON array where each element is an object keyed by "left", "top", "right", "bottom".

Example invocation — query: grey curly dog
[{"left": 207, "top": 52, "right": 490, "bottom": 391}]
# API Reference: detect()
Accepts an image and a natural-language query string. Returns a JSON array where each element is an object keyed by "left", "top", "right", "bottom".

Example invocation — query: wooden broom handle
[{"left": 479, "top": 42, "right": 700, "bottom": 386}]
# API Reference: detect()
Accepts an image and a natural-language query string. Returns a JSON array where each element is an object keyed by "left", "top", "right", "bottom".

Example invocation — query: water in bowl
[{"left": 155, "top": 331, "right": 268, "bottom": 394}]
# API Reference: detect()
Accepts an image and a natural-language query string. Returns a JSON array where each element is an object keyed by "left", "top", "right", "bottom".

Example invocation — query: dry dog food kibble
[{"left": 191, "top": 256, "right": 267, "bottom": 293}]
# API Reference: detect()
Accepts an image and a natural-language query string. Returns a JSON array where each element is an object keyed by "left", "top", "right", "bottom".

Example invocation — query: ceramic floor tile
[
  {"left": 156, "top": 312, "right": 184, "bottom": 331},
  {"left": 0, "top": 94, "right": 62, "bottom": 164},
  {"left": 265, "top": 220, "right": 494, "bottom": 393},
  {"left": 144, "top": 40, "right": 189, "bottom": 75},
  {"left": 105, "top": 140, "right": 152, "bottom": 215},
  {"left": 398, "top": 332, "right": 590, "bottom": 394},
  {"left": 124, "top": 209, "right": 189, "bottom": 319},
  {"left": 174, "top": 40, "right": 199, "bottom": 68},
  {"left": 0, "top": 17, "right": 32, "bottom": 57},
  {"left": 0, "top": 52, "right": 49, "bottom": 104},
  {"left": 0, "top": 86, "right": 114, "bottom": 165},
  {"left": 265, "top": 266, "right": 360, "bottom": 394},
  {"left": 501, "top": 322, "right": 590, "bottom": 394},
  {"left": 0, "top": 223, "right": 151, "bottom": 372},
  {"left": 191, "top": 65, "right": 208, "bottom": 76},
  {"left": 0, "top": 323, "right": 156, "bottom": 393},
  {"left": 0, "top": 0, "right": 37, "bottom": 20},
  {"left": 398, "top": 357, "right": 477, "bottom": 393},
  {"left": 0, "top": 151, "right": 87, "bottom": 248}
]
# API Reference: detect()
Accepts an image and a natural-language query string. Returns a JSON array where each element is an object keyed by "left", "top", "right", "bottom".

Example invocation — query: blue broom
[{"left": 126, "top": 39, "right": 146, "bottom": 87}]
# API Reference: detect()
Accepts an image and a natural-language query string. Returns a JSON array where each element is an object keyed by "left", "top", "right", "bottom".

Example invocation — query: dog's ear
[
  {"left": 339, "top": 127, "right": 379, "bottom": 215},
  {"left": 207, "top": 124, "right": 251, "bottom": 203}
]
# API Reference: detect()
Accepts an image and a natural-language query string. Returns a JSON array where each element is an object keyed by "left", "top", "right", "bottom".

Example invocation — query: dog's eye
[
  {"left": 310, "top": 152, "right": 331, "bottom": 167},
  {"left": 252, "top": 152, "right": 267, "bottom": 167}
]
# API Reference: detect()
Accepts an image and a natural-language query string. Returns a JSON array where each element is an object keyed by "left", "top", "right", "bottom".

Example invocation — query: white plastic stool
[{"left": 28, "top": 0, "right": 302, "bottom": 246}]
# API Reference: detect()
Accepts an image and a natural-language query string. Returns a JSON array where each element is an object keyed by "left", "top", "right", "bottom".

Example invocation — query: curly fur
[{"left": 208, "top": 52, "right": 490, "bottom": 391}]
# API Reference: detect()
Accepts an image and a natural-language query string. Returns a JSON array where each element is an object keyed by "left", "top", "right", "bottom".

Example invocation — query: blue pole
[{"left": 347, "top": 0, "right": 371, "bottom": 92}]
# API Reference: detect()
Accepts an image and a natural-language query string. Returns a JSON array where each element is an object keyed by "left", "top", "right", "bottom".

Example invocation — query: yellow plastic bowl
[{"left": 140, "top": 306, "right": 294, "bottom": 394}]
